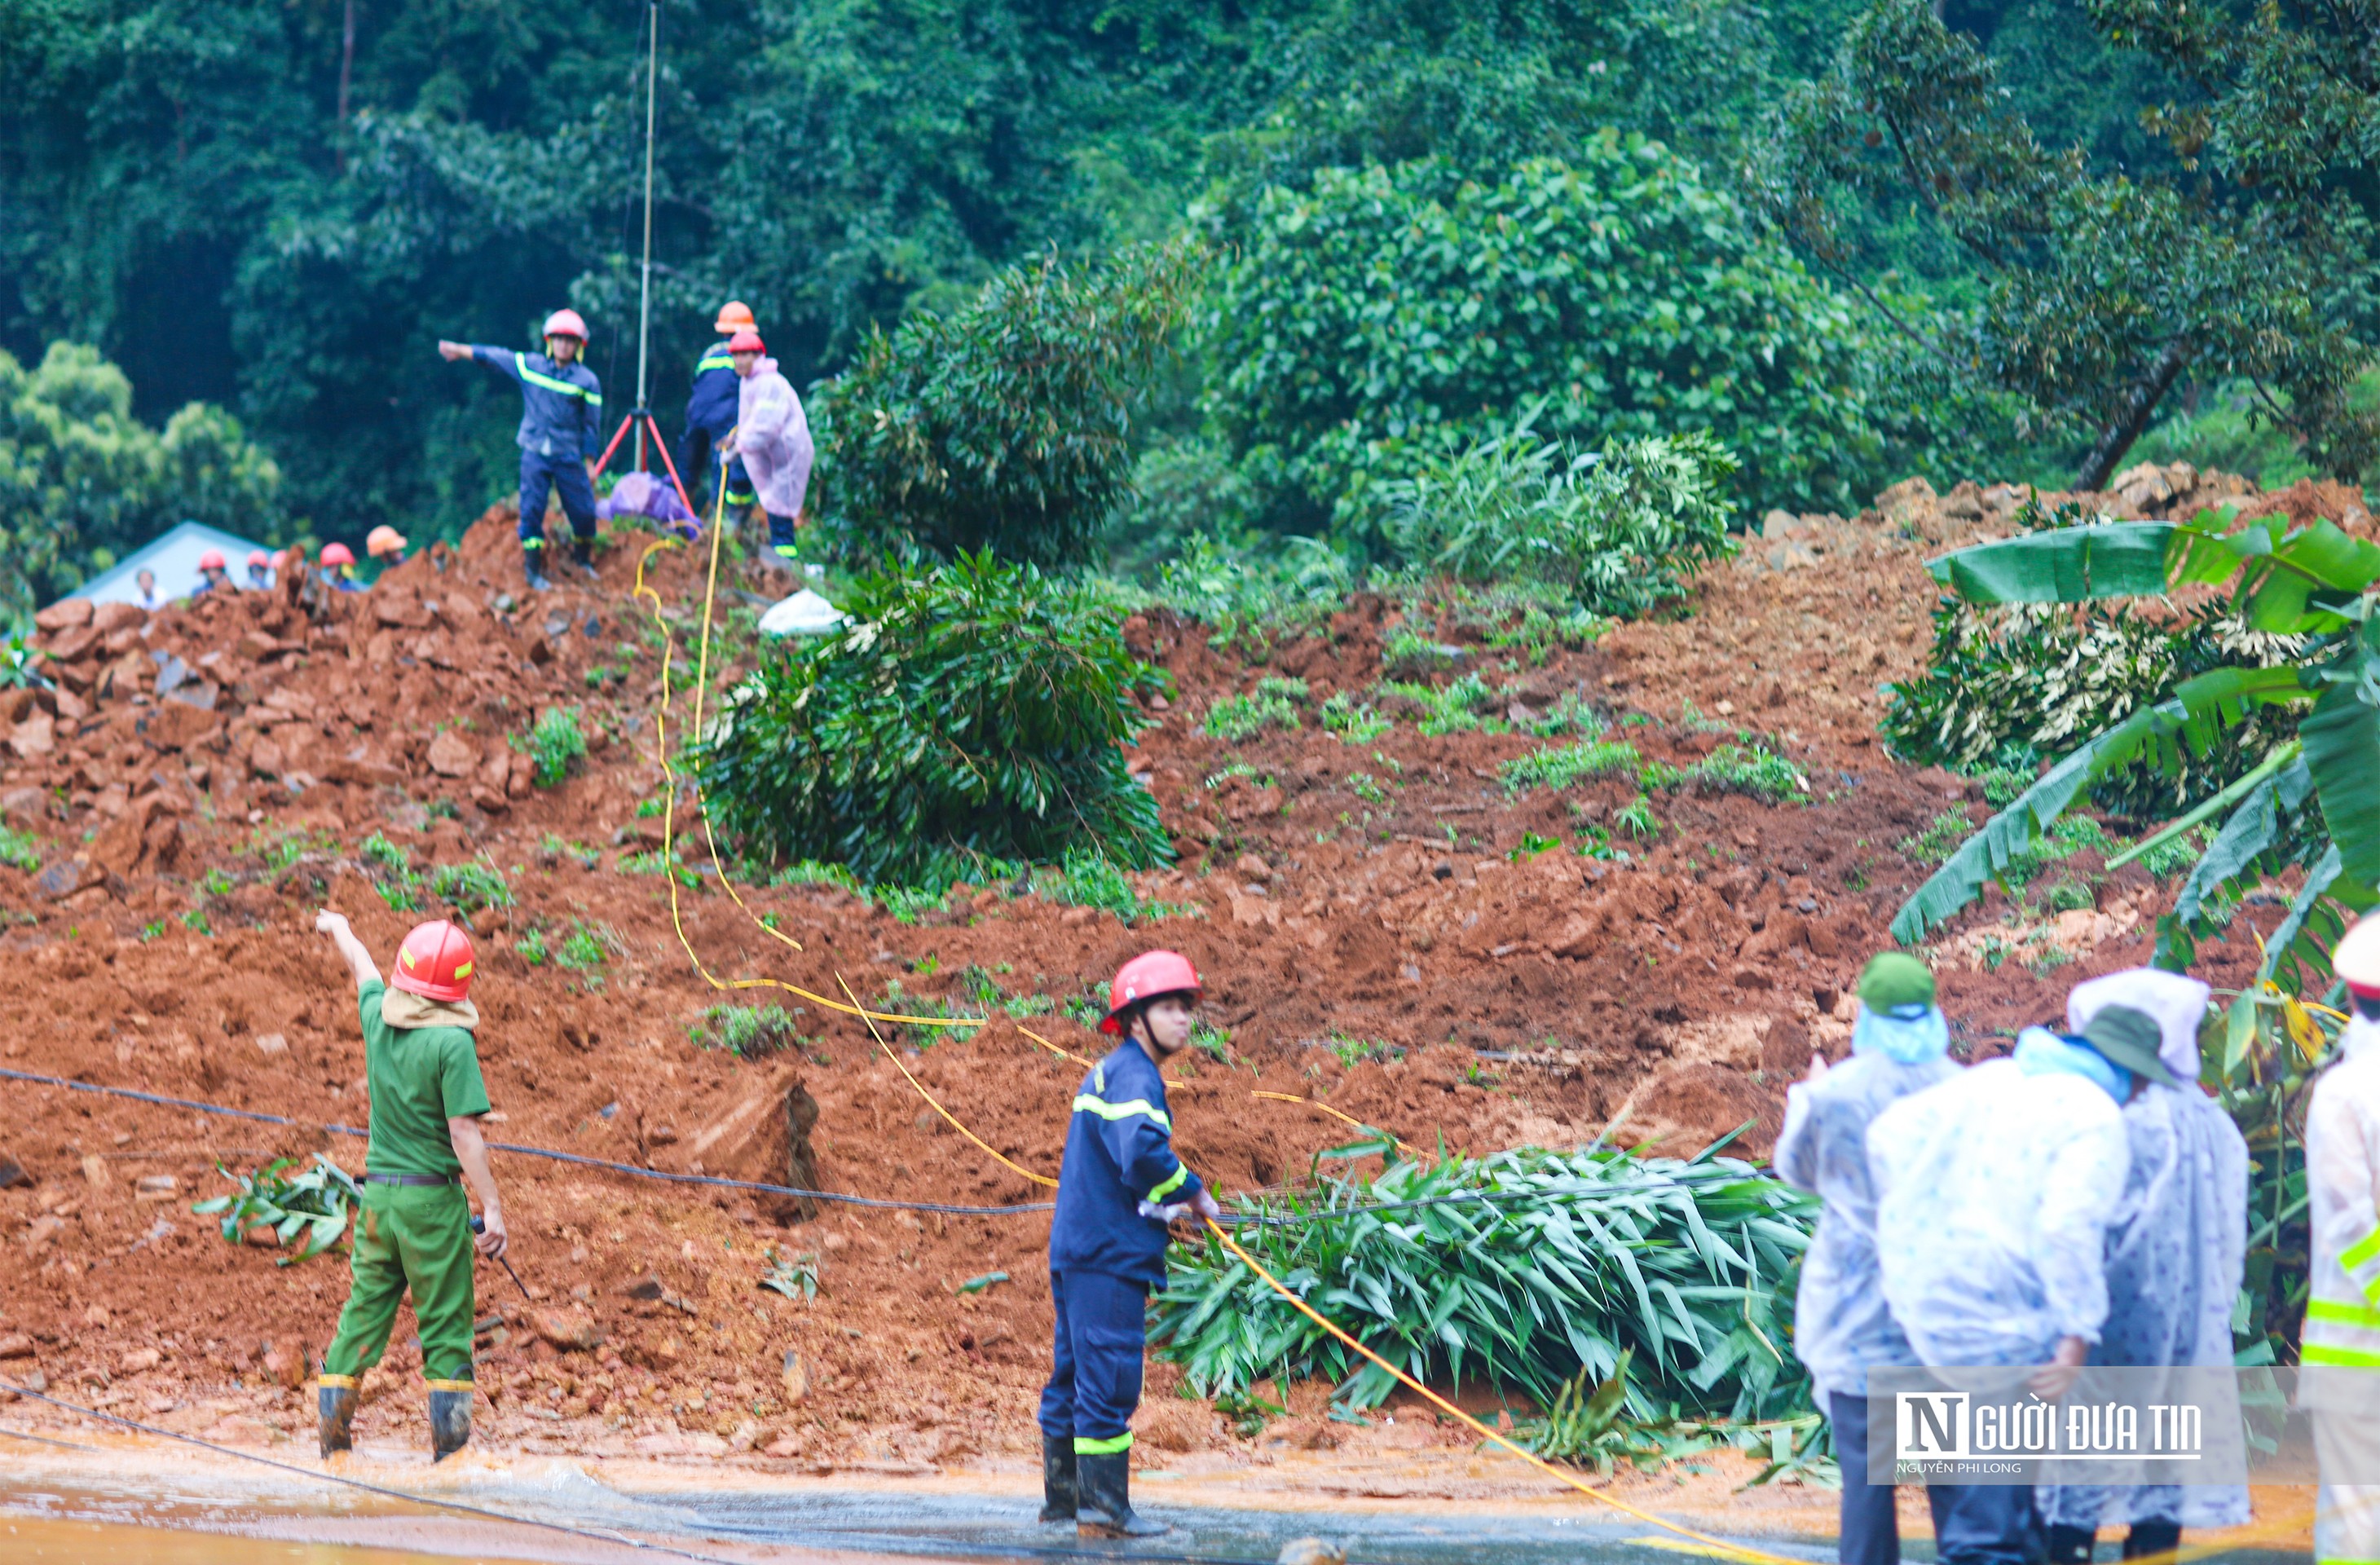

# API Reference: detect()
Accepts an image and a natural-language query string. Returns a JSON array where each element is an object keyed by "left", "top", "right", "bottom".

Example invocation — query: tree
[
  {"left": 1205, "top": 139, "right": 1888, "bottom": 528},
  {"left": 811, "top": 239, "right": 1203, "bottom": 568},
  {"left": 1751, "top": 0, "right": 2380, "bottom": 492}
]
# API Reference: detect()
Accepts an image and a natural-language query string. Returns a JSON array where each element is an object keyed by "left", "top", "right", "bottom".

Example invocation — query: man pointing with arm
[{"left": 439, "top": 308, "right": 603, "bottom": 591}]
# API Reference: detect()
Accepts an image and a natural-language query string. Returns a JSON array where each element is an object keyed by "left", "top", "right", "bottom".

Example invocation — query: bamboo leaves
[
  {"left": 191, "top": 1155, "right": 362, "bottom": 1266},
  {"left": 1152, "top": 1146, "right": 1814, "bottom": 1422}
]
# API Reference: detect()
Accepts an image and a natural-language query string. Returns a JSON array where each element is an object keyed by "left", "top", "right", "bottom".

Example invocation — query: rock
[
  {"left": 470, "top": 786, "right": 509, "bottom": 814},
  {"left": 1233, "top": 853, "right": 1273, "bottom": 881},
  {"left": 763, "top": 1433, "right": 803, "bottom": 1457},
  {"left": 780, "top": 1349, "right": 809, "bottom": 1405},
  {"left": 43, "top": 625, "right": 99, "bottom": 663},
  {"left": 247, "top": 738, "right": 285, "bottom": 778},
  {"left": 529, "top": 1308, "right": 604, "bottom": 1352},
  {"left": 118, "top": 1347, "right": 161, "bottom": 1375},
  {"left": 33, "top": 599, "right": 92, "bottom": 632},
  {"left": 85, "top": 1303, "right": 111, "bottom": 1328},
  {"left": 1280, "top": 1541, "right": 1348, "bottom": 1565},
  {"left": 134, "top": 1174, "right": 178, "bottom": 1201},
  {"left": 261, "top": 1341, "right": 310, "bottom": 1388},
  {"left": 0, "top": 1334, "right": 33, "bottom": 1360},
  {"left": 621, "top": 1276, "right": 666, "bottom": 1300},
  {"left": 140, "top": 699, "right": 216, "bottom": 752},
  {"left": 0, "top": 1153, "right": 27, "bottom": 1189},
  {"left": 23, "top": 1215, "right": 64, "bottom": 1251},
  {"left": 90, "top": 602, "right": 145, "bottom": 634},
  {"left": 80, "top": 1154, "right": 111, "bottom": 1190},
  {"left": 0, "top": 787, "right": 44, "bottom": 828},
  {"left": 427, "top": 728, "right": 480, "bottom": 778},
  {"left": 506, "top": 752, "right": 536, "bottom": 798},
  {"left": 8, "top": 713, "right": 55, "bottom": 759}
]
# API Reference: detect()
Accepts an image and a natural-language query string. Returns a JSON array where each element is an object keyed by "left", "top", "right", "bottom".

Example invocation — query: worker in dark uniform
[
  {"left": 437, "top": 309, "right": 603, "bottom": 590},
  {"left": 677, "top": 300, "right": 756, "bottom": 519},
  {"left": 1039, "top": 950, "right": 1222, "bottom": 1540}
]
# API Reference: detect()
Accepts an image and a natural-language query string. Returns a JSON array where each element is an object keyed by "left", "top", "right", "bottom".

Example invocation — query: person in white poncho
[
  {"left": 2306, "top": 914, "right": 2380, "bottom": 1565},
  {"left": 1774, "top": 951, "right": 1961, "bottom": 1565},
  {"left": 2035, "top": 968, "right": 2249, "bottom": 1564},
  {"left": 1867, "top": 999, "right": 2175, "bottom": 1565}
]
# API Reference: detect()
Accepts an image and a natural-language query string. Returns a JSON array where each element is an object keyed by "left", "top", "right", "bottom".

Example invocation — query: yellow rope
[
  {"left": 1200, "top": 1216, "right": 1807, "bottom": 1565},
  {"left": 1249, "top": 1090, "right": 1421, "bottom": 1155},
  {"left": 835, "top": 972, "right": 1058, "bottom": 1189},
  {"left": 1016, "top": 1025, "right": 1093, "bottom": 1067}
]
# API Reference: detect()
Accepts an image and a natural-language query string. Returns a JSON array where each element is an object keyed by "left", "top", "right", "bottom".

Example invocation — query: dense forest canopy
[{"left": 0, "top": 0, "right": 2371, "bottom": 597}]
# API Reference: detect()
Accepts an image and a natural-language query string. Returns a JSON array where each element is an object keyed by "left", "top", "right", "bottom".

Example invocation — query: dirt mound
[{"left": 0, "top": 473, "right": 2341, "bottom": 1466}]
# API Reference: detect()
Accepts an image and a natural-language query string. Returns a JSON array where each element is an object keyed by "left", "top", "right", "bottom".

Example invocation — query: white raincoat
[
  {"left": 1868, "top": 1056, "right": 2131, "bottom": 1366},
  {"left": 2305, "top": 1012, "right": 2380, "bottom": 1565},
  {"left": 1774, "top": 1046, "right": 1959, "bottom": 1404},
  {"left": 729, "top": 357, "right": 813, "bottom": 520},
  {"left": 2040, "top": 969, "right": 2249, "bottom": 1532}
]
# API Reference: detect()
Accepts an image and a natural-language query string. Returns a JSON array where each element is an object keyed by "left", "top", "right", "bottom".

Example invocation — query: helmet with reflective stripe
[
  {"left": 712, "top": 300, "right": 756, "bottom": 335},
  {"left": 542, "top": 308, "right": 588, "bottom": 342},
  {"left": 1101, "top": 950, "right": 1201, "bottom": 1035},
  {"left": 390, "top": 918, "right": 476, "bottom": 1003},
  {"left": 2337, "top": 912, "right": 2380, "bottom": 1000},
  {"left": 320, "top": 542, "right": 355, "bottom": 566},
  {"left": 728, "top": 328, "right": 765, "bottom": 355},
  {"left": 196, "top": 549, "right": 227, "bottom": 571},
  {"left": 366, "top": 525, "right": 408, "bottom": 558}
]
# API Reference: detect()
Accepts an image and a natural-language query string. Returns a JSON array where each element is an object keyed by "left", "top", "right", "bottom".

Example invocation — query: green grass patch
[
  {"left": 1318, "top": 692, "right": 1392, "bottom": 743},
  {"left": 1205, "top": 690, "right": 1300, "bottom": 742},
  {"left": 1500, "top": 740, "right": 1641, "bottom": 796},
  {"left": 0, "top": 826, "right": 42, "bottom": 872},
  {"left": 690, "top": 1003, "right": 813, "bottom": 1059},
  {"left": 510, "top": 707, "right": 588, "bottom": 787}
]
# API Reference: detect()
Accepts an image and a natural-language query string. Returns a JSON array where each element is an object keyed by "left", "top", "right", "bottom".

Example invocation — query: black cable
[{"left": 0, "top": 1067, "right": 1053, "bottom": 1218}]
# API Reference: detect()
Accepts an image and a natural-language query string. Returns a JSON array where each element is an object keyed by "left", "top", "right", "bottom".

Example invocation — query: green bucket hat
[
  {"left": 2079, "top": 1004, "right": 2179, "bottom": 1088},
  {"left": 1858, "top": 952, "right": 1936, "bottom": 1012}
]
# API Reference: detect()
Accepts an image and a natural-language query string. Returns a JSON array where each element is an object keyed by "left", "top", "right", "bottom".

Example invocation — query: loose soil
[{"left": 0, "top": 467, "right": 2325, "bottom": 1494}]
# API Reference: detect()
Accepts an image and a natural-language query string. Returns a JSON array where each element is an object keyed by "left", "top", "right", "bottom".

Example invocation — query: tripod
[{"left": 588, "top": 406, "right": 696, "bottom": 515}]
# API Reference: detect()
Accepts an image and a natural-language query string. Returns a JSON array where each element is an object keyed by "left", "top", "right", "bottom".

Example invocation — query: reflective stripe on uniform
[
  {"left": 1072, "top": 1094, "right": 1171, "bottom": 1132},
  {"left": 2309, "top": 1298, "right": 2380, "bottom": 1329},
  {"left": 515, "top": 353, "right": 600, "bottom": 403},
  {"left": 1146, "top": 1165, "right": 1188, "bottom": 1204},
  {"left": 696, "top": 355, "right": 734, "bottom": 373},
  {"left": 317, "top": 1374, "right": 358, "bottom": 1390},
  {"left": 1073, "top": 1431, "right": 1133, "bottom": 1454},
  {"left": 2303, "top": 1343, "right": 2380, "bottom": 1369},
  {"left": 424, "top": 1378, "right": 477, "bottom": 1391}
]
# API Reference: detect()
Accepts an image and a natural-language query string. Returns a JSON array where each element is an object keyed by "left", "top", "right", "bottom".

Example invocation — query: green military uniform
[{"left": 320, "top": 979, "right": 491, "bottom": 1394}]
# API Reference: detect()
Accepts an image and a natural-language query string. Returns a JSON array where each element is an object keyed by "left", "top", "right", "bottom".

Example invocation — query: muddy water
[{"left": 0, "top": 1513, "right": 556, "bottom": 1563}]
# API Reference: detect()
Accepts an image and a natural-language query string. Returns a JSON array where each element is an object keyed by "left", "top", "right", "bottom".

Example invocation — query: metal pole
[{"left": 633, "top": 0, "right": 659, "bottom": 470}]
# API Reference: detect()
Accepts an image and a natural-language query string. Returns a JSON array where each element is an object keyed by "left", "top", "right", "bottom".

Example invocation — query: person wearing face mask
[
  {"left": 2304, "top": 915, "right": 2380, "bottom": 1565},
  {"left": 1867, "top": 994, "right": 2168, "bottom": 1565},
  {"left": 1774, "top": 952, "right": 1963, "bottom": 1565},
  {"left": 2036, "top": 968, "right": 2249, "bottom": 1565},
  {"left": 1037, "top": 950, "right": 1223, "bottom": 1541}
]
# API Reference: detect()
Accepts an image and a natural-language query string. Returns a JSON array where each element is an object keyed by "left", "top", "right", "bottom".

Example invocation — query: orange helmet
[
  {"left": 320, "top": 542, "right": 355, "bottom": 567},
  {"left": 712, "top": 300, "right": 756, "bottom": 335},
  {"left": 1101, "top": 950, "right": 1202, "bottom": 1034},
  {"left": 196, "top": 549, "right": 227, "bottom": 571},
  {"left": 391, "top": 919, "right": 476, "bottom": 1003},
  {"left": 366, "top": 525, "right": 408, "bottom": 558},
  {"left": 543, "top": 308, "right": 588, "bottom": 342}
]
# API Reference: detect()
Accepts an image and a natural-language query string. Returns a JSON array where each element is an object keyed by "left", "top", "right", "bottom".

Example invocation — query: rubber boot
[
  {"left": 1037, "top": 1432, "right": 1078, "bottom": 1523},
  {"left": 2122, "top": 1523, "right": 2182, "bottom": 1562},
  {"left": 571, "top": 536, "right": 600, "bottom": 580},
  {"left": 1075, "top": 1451, "right": 1165, "bottom": 1539},
  {"left": 428, "top": 1387, "right": 472, "bottom": 1462},
  {"left": 2047, "top": 1525, "right": 2098, "bottom": 1565},
  {"left": 318, "top": 1383, "right": 357, "bottom": 1457},
  {"left": 523, "top": 543, "right": 554, "bottom": 593}
]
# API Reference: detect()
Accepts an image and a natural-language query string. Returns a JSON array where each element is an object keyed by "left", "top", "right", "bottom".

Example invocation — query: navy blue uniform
[
  {"left": 676, "top": 340, "right": 751, "bottom": 510},
  {"left": 1039, "top": 1045, "right": 1205, "bottom": 1456},
  {"left": 468, "top": 346, "right": 604, "bottom": 549}
]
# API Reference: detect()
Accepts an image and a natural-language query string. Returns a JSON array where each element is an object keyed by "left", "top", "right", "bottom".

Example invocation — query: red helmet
[
  {"left": 543, "top": 308, "right": 588, "bottom": 342},
  {"left": 196, "top": 549, "right": 227, "bottom": 571},
  {"left": 728, "top": 328, "right": 765, "bottom": 355},
  {"left": 246, "top": 549, "right": 271, "bottom": 568},
  {"left": 1100, "top": 950, "right": 1202, "bottom": 1034},
  {"left": 320, "top": 542, "right": 355, "bottom": 566},
  {"left": 390, "top": 919, "right": 476, "bottom": 1003}
]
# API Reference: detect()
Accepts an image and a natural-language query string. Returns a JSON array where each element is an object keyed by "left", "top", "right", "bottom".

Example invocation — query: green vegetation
[
  {"left": 1501, "top": 742, "right": 1642, "bottom": 796},
  {"left": 1150, "top": 533, "right": 1354, "bottom": 658},
  {"left": 429, "top": 858, "right": 513, "bottom": 917},
  {"left": 816, "top": 240, "right": 1203, "bottom": 568},
  {"left": 192, "top": 1156, "right": 360, "bottom": 1266},
  {"left": 0, "top": 826, "right": 41, "bottom": 873},
  {"left": 513, "top": 708, "right": 588, "bottom": 787},
  {"left": 1034, "top": 846, "right": 1197, "bottom": 926},
  {"left": 1380, "top": 673, "right": 1500, "bottom": 738},
  {"left": 697, "top": 555, "right": 1169, "bottom": 890},
  {"left": 1153, "top": 1144, "right": 1814, "bottom": 1419},
  {"left": 1367, "top": 421, "right": 1741, "bottom": 618},
  {"left": 1319, "top": 694, "right": 1392, "bottom": 744},
  {"left": 1204, "top": 690, "right": 1301, "bottom": 743},
  {"left": 691, "top": 1004, "right": 811, "bottom": 1060},
  {"left": 1675, "top": 745, "right": 1809, "bottom": 805},
  {"left": 553, "top": 920, "right": 619, "bottom": 972}
]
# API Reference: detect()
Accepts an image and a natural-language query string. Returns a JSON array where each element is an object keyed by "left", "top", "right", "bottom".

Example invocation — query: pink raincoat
[{"left": 731, "top": 358, "right": 813, "bottom": 520}]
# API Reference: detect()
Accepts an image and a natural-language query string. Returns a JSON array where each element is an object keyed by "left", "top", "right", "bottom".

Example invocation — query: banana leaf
[{"left": 1925, "top": 522, "right": 2177, "bottom": 603}]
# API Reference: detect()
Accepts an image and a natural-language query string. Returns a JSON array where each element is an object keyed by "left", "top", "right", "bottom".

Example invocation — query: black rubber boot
[
  {"left": 571, "top": 536, "right": 600, "bottom": 580},
  {"left": 2122, "top": 1523, "right": 2181, "bottom": 1562},
  {"left": 523, "top": 543, "right": 554, "bottom": 593},
  {"left": 1037, "top": 1433, "right": 1078, "bottom": 1523},
  {"left": 428, "top": 1387, "right": 473, "bottom": 1462},
  {"left": 318, "top": 1383, "right": 357, "bottom": 1457},
  {"left": 2047, "top": 1524, "right": 2099, "bottom": 1565},
  {"left": 1076, "top": 1451, "right": 1165, "bottom": 1539}
]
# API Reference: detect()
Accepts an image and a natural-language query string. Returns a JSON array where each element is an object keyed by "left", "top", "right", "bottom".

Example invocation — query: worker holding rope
[
  {"left": 312, "top": 911, "right": 507, "bottom": 1464},
  {"left": 1039, "top": 950, "right": 1221, "bottom": 1540}
]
